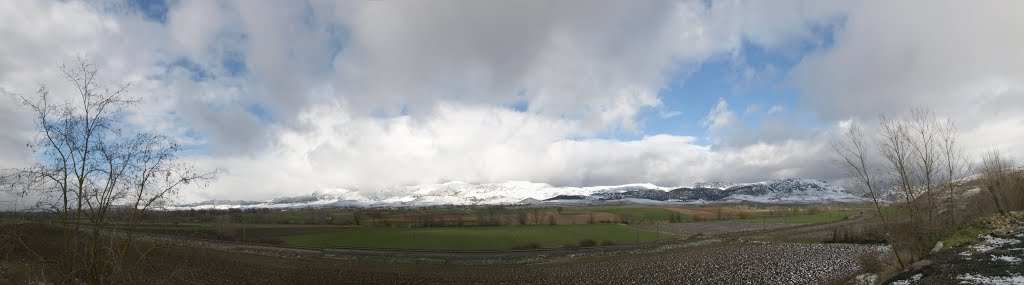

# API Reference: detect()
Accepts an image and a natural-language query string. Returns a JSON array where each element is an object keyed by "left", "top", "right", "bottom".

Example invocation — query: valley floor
[{"left": 2, "top": 216, "right": 887, "bottom": 284}]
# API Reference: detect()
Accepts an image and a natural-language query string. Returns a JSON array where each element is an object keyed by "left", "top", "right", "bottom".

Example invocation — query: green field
[
  {"left": 280, "top": 224, "right": 666, "bottom": 250},
  {"left": 739, "top": 210, "right": 859, "bottom": 223}
]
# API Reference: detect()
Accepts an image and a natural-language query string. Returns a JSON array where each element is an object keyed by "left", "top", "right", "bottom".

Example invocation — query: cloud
[
  {"left": 3, "top": 0, "right": 1023, "bottom": 203},
  {"left": 785, "top": 1, "right": 1024, "bottom": 162},
  {"left": 184, "top": 102, "right": 842, "bottom": 201},
  {"left": 659, "top": 110, "right": 683, "bottom": 119},
  {"left": 701, "top": 97, "right": 736, "bottom": 129},
  {"left": 325, "top": 0, "right": 751, "bottom": 131},
  {"left": 790, "top": 1, "right": 1024, "bottom": 126},
  {"left": 744, "top": 104, "right": 761, "bottom": 114},
  {"left": 0, "top": 0, "right": 854, "bottom": 202}
]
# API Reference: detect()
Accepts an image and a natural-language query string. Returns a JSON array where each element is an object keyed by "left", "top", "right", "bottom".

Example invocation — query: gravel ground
[
  {"left": 127, "top": 240, "right": 885, "bottom": 284},
  {"left": 527, "top": 242, "right": 889, "bottom": 285}
]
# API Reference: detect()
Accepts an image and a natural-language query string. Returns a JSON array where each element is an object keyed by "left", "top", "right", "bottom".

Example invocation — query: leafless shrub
[
  {"left": 976, "top": 150, "right": 1022, "bottom": 215},
  {"left": 578, "top": 239, "right": 597, "bottom": 247}
]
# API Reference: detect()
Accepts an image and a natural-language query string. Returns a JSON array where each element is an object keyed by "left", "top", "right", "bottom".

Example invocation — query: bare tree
[
  {"left": 906, "top": 109, "right": 941, "bottom": 223},
  {"left": 1, "top": 58, "right": 215, "bottom": 284},
  {"left": 834, "top": 125, "right": 888, "bottom": 224},
  {"left": 938, "top": 120, "right": 969, "bottom": 225},
  {"left": 833, "top": 123, "right": 905, "bottom": 268},
  {"left": 977, "top": 150, "right": 1014, "bottom": 216},
  {"left": 529, "top": 207, "right": 544, "bottom": 224},
  {"left": 878, "top": 115, "right": 920, "bottom": 223}
]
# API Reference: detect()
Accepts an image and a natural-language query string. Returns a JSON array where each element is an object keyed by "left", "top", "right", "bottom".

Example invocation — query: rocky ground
[{"left": 885, "top": 219, "right": 1024, "bottom": 285}]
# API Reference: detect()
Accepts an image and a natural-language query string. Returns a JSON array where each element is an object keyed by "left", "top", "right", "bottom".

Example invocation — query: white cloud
[
  {"left": 701, "top": 97, "right": 736, "bottom": 129},
  {"left": 786, "top": 0, "right": 1024, "bottom": 165},
  {"left": 184, "top": 102, "right": 840, "bottom": 201},
  {"left": 745, "top": 104, "right": 761, "bottom": 114},
  {"left": 167, "top": 0, "right": 226, "bottom": 60},
  {"left": 659, "top": 110, "right": 683, "bottom": 119},
  {"left": 791, "top": 1, "right": 1024, "bottom": 127},
  {"left": 325, "top": 0, "right": 741, "bottom": 131},
  {"left": 767, "top": 105, "right": 784, "bottom": 115}
]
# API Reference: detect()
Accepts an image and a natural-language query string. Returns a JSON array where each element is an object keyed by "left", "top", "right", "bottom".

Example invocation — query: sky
[{"left": 1, "top": 0, "right": 1023, "bottom": 202}]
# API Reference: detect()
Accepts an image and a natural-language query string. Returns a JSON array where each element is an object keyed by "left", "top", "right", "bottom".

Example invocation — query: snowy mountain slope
[
  {"left": 693, "top": 182, "right": 740, "bottom": 190},
  {"left": 169, "top": 178, "right": 870, "bottom": 210}
]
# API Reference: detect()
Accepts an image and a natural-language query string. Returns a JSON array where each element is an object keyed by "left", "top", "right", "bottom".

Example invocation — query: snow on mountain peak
[{"left": 170, "top": 178, "right": 865, "bottom": 210}]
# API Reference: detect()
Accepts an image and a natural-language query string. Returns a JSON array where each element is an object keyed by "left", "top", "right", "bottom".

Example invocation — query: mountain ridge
[{"left": 169, "top": 178, "right": 871, "bottom": 210}]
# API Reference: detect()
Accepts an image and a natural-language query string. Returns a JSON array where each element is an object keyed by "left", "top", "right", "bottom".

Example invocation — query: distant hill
[{"left": 170, "top": 178, "right": 870, "bottom": 210}]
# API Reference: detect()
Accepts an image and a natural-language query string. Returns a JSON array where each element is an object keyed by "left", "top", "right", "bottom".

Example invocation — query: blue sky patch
[
  {"left": 246, "top": 104, "right": 277, "bottom": 125},
  {"left": 169, "top": 58, "right": 213, "bottom": 81},
  {"left": 130, "top": 0, "right": 169, "bottom": 23}
]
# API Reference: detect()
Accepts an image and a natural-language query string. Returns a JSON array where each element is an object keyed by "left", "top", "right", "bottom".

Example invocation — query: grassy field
[
  {"left": 98, "top": 205, "right": 866, "bottom": 251},
  {"left": 280, "top": 224, "right": 666, "bottom": 250},
  {"left": 737, "top": 210, "right": 859, "bottom": 223}
]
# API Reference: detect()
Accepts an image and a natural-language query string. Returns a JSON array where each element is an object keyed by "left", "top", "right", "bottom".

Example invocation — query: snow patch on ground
[
  {"left": 853, "top": 273, "right": 877, "bottom": 285},
  {"left": 991, "top": 255, "right": 1022, "bottom": 263},
  {"left": 957, "top": 273, "right": 1024, "bottom": 285},
  {"left": 969, "top": 236, "right": 1022, "bottom": 253},
  {"left": 891, "top": 273, "right": 922, "bottom": 285}
]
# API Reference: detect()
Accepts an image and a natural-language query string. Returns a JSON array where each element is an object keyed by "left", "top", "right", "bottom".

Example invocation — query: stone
[
  {"left": 992, "top": 228, "right": 1010, "bottom": 237},
  {"left": 909, "top": 259, "right": 932, "bottom": 271},
  {"left": 930, "top": 241, "right": 944, "bottom": 253}
]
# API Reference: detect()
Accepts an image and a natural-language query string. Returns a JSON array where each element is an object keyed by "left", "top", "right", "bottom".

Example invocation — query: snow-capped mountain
[
  {"left": 692, "top": 182, "right": 739, "bottom": 190},
  {"left": 717, "top": 178, "right": 869, "bottom": 204},
  {"left": 169, "top": 178, "right": 870, "bottom": 210}
]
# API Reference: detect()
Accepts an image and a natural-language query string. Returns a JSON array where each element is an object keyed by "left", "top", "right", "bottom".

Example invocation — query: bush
[
  {"left": 600, "top": 240, "right": 616, "bottom": 246},
  {"left": 578, "top": 239, "right": 597, "bottom": 247}
]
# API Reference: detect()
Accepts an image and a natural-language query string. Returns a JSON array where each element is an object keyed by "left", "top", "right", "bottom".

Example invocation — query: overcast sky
[{"left": 1, "top": 0, "right": 1023, "bottom": 202}]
